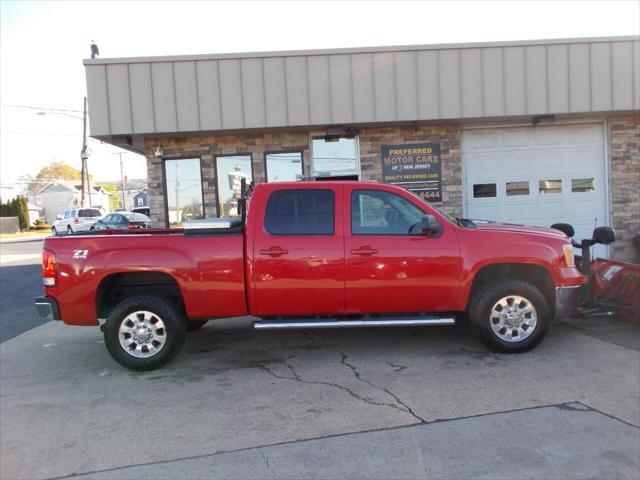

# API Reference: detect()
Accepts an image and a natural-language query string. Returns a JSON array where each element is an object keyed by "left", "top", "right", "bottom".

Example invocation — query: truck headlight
[{"left": 562, "top": 244, "right": 575, "bottom": 268}]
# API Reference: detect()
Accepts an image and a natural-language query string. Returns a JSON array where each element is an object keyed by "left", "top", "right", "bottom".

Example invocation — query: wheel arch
[
  {"left": 96, "top": 271, "right": 185, "bottom": 319},
  {"left": 467, "top": 263, "right": 555, "bottom": 312}
]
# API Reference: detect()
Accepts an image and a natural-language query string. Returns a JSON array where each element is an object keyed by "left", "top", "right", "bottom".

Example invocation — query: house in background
[
  {"left": 29, "top": 181, "right": 110, "bottom": 224},
  {"left": 112, "top": 178, "right": 148, "bottom": 210},
  {"left": 27, "top": 202, "right": 41, "bottom": 225},
  {"left": 132, "top": 188, "right": 148, "bottom": 209}
]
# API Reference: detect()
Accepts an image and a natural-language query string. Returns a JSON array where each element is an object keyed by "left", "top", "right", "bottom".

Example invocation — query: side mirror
[
  {"left": 421, "top": 215, "right": 442, "bottom": 237},
  {"left": 592, "top": 226, "right": 615, "bottom": 245},
  {"left": 550, "top": 223, "right": 574, "bottom": 238}
]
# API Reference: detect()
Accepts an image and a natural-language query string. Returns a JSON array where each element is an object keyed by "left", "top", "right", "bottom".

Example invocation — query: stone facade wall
[
  {"left": 145, "top": 131, "right": 311, "bottom": 224},
  {"left": 610, "top": 114, "right": 640, "bottom": 262},
  {"left": 358, "top": 125, "right": 462, "bottom": 218},
  {"left": 144, "top": 116, "right": 638, "bottom": 262},
  {"left": 144, "top": 123, "right": 462, "bottom": 225}
]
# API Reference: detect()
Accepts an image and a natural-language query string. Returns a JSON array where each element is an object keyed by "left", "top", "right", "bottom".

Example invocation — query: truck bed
[{"left": 43, "top": 229, "right": 247, "bottom": 325}]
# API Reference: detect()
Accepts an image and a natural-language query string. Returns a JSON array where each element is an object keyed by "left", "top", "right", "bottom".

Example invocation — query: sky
[{"left": 1, "top": 0, "right": 638, "bottom": 193}]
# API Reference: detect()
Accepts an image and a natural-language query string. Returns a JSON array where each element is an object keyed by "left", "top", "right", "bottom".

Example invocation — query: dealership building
[{"left": 84, "top": 36, "right": 639, "bottom": 260}]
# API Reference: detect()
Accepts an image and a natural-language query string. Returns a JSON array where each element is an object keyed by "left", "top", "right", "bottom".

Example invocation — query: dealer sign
[{"left": 381, "top": 143, "right": 442, "bottom": 202}]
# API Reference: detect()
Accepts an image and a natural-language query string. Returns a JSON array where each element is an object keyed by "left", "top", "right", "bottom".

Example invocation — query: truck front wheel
[
  {"left": 104, "top": 295, "right": 186, "bottom": 371},
  {"left": 470, "top": 280, "right": 550, "bottom": 353}
]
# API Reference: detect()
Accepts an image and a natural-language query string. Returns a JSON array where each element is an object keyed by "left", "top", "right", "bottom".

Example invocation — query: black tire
[
  {"left": 103, "top": 295, "right": 186, "bottom": 371},
  {"left": 186, "top": 319, "right": 208, "bottom": 332},
  {"left": 66, "top": 225, "right": 72, "bottom": 235},
  {"left": 52, "top": 227, "right": 58, "bottom": 236},
  {"left": 90, "top": 227, "right": 95, "bottom": 231},
  {"left": 470, "top": 280, "right": 551, "bottom": 353}
]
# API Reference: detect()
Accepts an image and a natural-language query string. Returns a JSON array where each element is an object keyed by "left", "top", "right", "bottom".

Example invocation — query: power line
[
  {"left": 1, "top": 102, "right": 83, "bottom": 114},
  {"left": 1, "top": 130, "right": 80, "bottom": 137}
]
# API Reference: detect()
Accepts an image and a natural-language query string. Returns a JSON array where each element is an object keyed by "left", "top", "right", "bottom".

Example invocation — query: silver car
[{"left": 52, "top": 208, "right": 103, "bottom": 235}]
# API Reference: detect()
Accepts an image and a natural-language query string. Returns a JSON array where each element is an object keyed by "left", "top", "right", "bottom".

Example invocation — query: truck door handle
[
  {"left": 260, "top": 246, "right": 289, "bottom": 257},
  {"left": 351, "top": 246, "right": 379, "bottom": 256}
]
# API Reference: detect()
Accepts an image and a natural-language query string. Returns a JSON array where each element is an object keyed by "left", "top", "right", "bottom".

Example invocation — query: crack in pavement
[
  {"left": 258, "top": 448, "right": 277, "bottom": 480},
  {"left": 259, "top": 359, "right": 410, "bottom": 417},
  {"left": 386, "top": 361, "right": 408, "bottom": 372},
  {"left": 301, "top": 331, "right": 426, "bottom": 424}
]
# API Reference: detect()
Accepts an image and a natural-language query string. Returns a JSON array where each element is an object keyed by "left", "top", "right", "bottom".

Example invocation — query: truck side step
[{"left": 253, "top": 316, "right": 456, "bottom": 330}]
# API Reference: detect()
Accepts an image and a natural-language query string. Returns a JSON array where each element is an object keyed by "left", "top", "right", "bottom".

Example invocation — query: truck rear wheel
[
  {"left": 103, "top": 295, "right": 186, "bottom": 371},
  {"left": 470, "top": 280, "right": 550, "bottom": 353}
]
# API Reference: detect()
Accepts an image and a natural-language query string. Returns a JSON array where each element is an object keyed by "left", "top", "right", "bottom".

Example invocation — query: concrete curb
[{"left": 0, "top": 235, "right": 50, "bottom": 244}]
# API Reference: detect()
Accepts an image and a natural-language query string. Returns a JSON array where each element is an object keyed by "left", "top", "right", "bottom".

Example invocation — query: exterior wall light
[{"left": 154, "top": 146, "right": 164, "bottom": 158}]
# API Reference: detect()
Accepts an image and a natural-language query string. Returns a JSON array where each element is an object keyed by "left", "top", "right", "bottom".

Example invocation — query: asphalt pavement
[
  {"left": 0, "top": 237, "right": 47, "bottom": 342},
  {"left": 0, "top": 238, "right": 638, "bottom": 479}
]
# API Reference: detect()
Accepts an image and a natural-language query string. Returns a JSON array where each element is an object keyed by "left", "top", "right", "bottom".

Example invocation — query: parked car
[
  {"left": 52, "top": 208, "right": 103, "bottom": 235},
  {"left": 35, "top": 181, "right": 613, "bottom": 371},
  {"left": 91, "top": 212, "right": 151, "bottom": 231},
  {"left": 132, "top": 207, "right": 150, "bottom": 217}
]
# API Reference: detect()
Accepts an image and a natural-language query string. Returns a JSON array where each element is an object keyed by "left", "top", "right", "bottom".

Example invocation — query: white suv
[{"left": 52, "top": 208, "right": 103, "bottom": 235}]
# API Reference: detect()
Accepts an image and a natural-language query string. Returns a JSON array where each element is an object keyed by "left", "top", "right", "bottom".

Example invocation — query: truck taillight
[
  {"left": 73, "top": 218, "right": 79, "bottom": 224},
  {"left": 43, "top": 249, "right": 57, "bottom": 286}
]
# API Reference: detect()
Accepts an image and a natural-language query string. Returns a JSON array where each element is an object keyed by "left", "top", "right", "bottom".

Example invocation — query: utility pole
[
  {"left": 80, "top": 96, "right": 90, "bottom": 207},
  {"left": 175, "top": 161, "right": 180, "bottom": 224},
  {"left": 113, "top": 152, "right": 127, "bottom": 210}
]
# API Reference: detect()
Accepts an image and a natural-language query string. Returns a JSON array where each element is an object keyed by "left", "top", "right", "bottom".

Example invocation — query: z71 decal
[{"left": 72, "top": 250, "right": 89, "bottom": 260}]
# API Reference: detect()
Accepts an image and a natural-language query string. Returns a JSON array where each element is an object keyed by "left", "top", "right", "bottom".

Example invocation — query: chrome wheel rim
[
  {"left": 118, "top": 311, "right": 167, "bottom": 358},
  {"left": 490, "top": 295, "right": 537, "bottom": 342}
]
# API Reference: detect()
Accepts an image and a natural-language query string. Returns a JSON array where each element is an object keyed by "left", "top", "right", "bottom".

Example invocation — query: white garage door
[{"left": 462, "top": 123, "right": 609, "bottom": 255}]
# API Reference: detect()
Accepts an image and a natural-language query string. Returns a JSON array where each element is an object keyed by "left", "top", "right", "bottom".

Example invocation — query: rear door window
[
  {"left": 123, "top": 213, "right": 150, "bottom": 222},
  {"left": 264, "top": 189, "right": 334, "bottom": 235},
  {"left": 79, "top": 209, "right": 102, "bottom": 217}
]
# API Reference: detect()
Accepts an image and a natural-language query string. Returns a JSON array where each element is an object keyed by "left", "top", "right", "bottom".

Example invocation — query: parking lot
[{"left": 1, "top": 238, "right": 639, "bottom": 479}]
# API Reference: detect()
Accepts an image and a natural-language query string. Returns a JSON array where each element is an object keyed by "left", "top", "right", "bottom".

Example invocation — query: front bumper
[
  {"left": 34, "top": 297, "right": 61, "bottom": 321},
  {"left": 555, "top": 285, "right": 584, "bottom": 319}
]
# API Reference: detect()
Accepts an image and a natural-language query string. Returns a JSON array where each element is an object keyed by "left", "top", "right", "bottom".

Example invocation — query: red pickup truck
[{"left": 35, "top": 181, "right": 604, "bottom": 371}]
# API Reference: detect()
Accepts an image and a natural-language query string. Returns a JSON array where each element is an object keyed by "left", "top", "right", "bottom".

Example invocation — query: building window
[
  {"left": 571, "top": 178, "right": 595, "bottom": 193},
  {"left": 164, "top": 158, "right": 204, "bottom": 227},
  {"left": 216, "top": 155, "right": 252, "bottom": 217},
  {"left": 264, "top": 189, "right": 334, "bottom": 235},
  {"left": 473, "top": 183, "right": 497, "bottom": 198},
  {"left": 539, "top": 179, "right": 562, "bottom": 195},
  {"left": 265, "top": 151, "right": 303, "bottom": 182},
  {"left": 506, "top": 181, "right": 530, "bottom": 196},
  {"left": 311, "top": 136, "right": 359, "bottom": 178}
]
